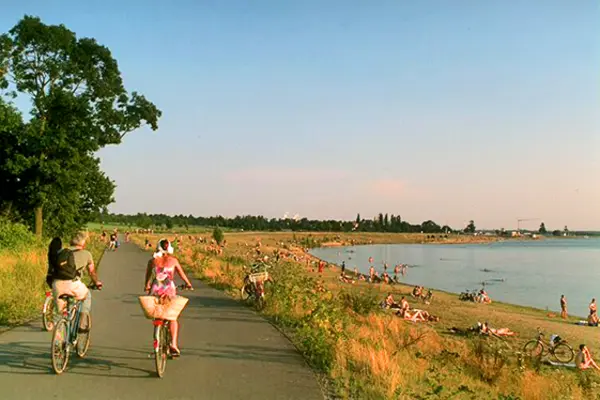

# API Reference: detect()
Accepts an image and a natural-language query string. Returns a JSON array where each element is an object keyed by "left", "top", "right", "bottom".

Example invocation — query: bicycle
[
  {"left": 150, "top": 284, "right": 192, "bottom": 378},
  {"left": 241, "top": 264, "right": 272, "bottom": 310},
  {"left": 42, "top": 290, "right": 56, "bottom": 331},
  {"left": 522, "top": 328, "right": 574, "bottom": 363},
  {"left": 51, "top": 284, "right": 101, "bottom": 374}
]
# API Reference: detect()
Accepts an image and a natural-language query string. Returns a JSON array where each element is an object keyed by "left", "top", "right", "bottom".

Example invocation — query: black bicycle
[{"left": 51, "top": 284, "right": 101, "bottom": 374}]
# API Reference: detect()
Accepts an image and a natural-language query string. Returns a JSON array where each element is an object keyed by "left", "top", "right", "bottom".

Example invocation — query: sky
[{"left": 2, "top": 1, "right": 599, "bottom": 230}]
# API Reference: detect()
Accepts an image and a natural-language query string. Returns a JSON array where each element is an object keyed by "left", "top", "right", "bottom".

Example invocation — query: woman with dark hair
[{"left": 45, "top": 237, "right": 63, "bottom": 287}]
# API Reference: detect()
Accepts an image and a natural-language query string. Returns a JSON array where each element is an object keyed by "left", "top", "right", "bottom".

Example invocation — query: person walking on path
[{"left": 560, "top": 295, "right": 568, "bottom": 319}]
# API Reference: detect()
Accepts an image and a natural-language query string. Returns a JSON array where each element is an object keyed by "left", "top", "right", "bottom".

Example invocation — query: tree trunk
[{"left": 34, "top": 206, "right": 43, "bottom": 237}]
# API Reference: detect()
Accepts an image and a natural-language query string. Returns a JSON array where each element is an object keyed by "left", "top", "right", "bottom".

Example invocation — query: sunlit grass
[{"left": 131, "top": 231, "right": 599, "bottom": 399}]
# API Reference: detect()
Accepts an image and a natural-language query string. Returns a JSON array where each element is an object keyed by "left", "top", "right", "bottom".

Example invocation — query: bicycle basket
[
  {"left": 139, "top": 295, "right": 189, "bottom": 321},
  {"left": 248, "top": 271, "right": 269, "bottom": 283}
]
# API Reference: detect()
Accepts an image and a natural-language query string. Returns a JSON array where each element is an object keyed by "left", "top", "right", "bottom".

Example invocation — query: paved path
[{"left": 0, "top": 242, "right": 323, "bottom": 400}]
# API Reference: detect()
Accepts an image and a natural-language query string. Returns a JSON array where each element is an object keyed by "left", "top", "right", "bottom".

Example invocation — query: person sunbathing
[
  {"left": 480, "top": 322, "right": 515, "bottom": 336},
  {"left": 412, "top": 286, "right": 422, "bottom": 298},
  {"left": 575, "top": 344, "right": 600, "bottom": 371},
  {"left": 382, "top": 293, "right": 400, "bottom": 309},
  {"left": 396, "top": 296, "right": 410, "bottom": 316},
  {"left": 422, "top": 289, "right": 434, "bottom": 304},
  {"left": 401, "top": 308, "right": 439, "bottom": 323},
  {"left": 478, "top": 289, "right": 492, "bottom": 304}
]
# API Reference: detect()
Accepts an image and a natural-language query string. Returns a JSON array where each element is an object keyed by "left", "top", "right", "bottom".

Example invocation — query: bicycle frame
[
  {"left": 63, "top": 297, "right": 83, "bottom": 345},
  {"left": 152, "top": 319, "right": 171, "bottom": 353}
]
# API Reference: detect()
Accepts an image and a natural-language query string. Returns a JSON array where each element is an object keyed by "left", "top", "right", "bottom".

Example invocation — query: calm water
[{"left": 310, "top": 239, "right": 600, "bottom": 317}]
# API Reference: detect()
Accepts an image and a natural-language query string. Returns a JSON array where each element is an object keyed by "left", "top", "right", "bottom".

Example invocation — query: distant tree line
[{"left": 96, "top": 212, "right": 455, "bottom": 234}]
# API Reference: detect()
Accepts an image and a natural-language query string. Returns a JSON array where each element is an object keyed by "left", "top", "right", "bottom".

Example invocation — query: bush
[
  {"left": 213, "top": 226, "right": 224, "bottom": 245},
  {"left": 340, "top": 289, "right": 381, "bottom": 315},
  {"left": 0, "top": 217, "right": 38, "bottom": 252}
]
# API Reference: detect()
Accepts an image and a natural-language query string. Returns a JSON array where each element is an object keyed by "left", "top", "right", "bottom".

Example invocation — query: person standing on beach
[
  {"left": 560, "top": 295, "right": 568, "bottom": 319},
  {"left": 369, "top": 266, "right": 375, "bottom": 282},
  {"left": 590, "top": 298, "right": 597, "bottom": 314},
  {"left": 318, "top": 260, "right": 325, "bottom": 274},
  {"left": 341, "top": 261, "right": 346, "bottom": 275}
]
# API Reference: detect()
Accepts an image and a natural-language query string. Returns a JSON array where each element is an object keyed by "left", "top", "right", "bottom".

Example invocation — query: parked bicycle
[
  {"left": 51, "top": 284, "right": 101, "bottom": 374},
  {"left": 150, "top": 284, "right": 192, "bottom": 378},
  {"left": 523, "top": 328, "right": 574, "bottom": 363},
  {"left": 241, "top": 263, "right": 273, "bottom": 310},
  {"left": 42, "top": 290, "right": 56, "bottom": 331}
]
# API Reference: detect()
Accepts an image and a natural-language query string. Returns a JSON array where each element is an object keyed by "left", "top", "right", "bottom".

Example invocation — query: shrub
[
  {"left": 213, "top": 226, "right": 224, "bottom": 245},
  {"left": 0, "top": 217, "right": 38, "bottom": 252},
  {"left": 340, "top": 289, "right": 381, "bottom": 315}
]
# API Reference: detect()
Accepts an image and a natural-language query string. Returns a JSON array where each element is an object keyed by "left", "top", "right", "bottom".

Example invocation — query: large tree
[
  {"left": 464, "top": 220, "right": 476, "bottom": 233},
  {"left": 0, "top": 16, "right": 161, "bottom": 236}
]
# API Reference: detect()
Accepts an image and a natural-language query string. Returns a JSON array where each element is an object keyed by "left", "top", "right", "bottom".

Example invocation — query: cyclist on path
[
  {"left": 144, "top": 238, "right": 193, "bottom": 356},
  {"left": 50, "top": 231, "right": 103, "bottom": 327}
]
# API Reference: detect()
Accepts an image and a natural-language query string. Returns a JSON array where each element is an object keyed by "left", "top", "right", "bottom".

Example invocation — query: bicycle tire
[
  {"left": 552, "top": 342, "right": 574, "bottom": 364},
  {"left": 154, "top": 324, "right": 167, "bottom": 378},
  {"left": 240, "top": 285, "right": 251, "bottom": 301},
  {"left": 76, "top": 312, "right": 92, "bottom": 358},
  {"left": 51, "top": 319, "right": 70, "bottom": 374},
  {"left": 523, "top": 340, "right": 544, "bottom": 358},
  {"left": 42, "top": 296, "right": 55, "bottom": 332},
  {"left": 256, "top": 296, "right": 266, "bottom": 311}
]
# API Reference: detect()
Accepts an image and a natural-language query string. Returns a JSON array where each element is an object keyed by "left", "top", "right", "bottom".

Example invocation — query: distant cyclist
[
  {"left": 144, "top": 238, "right": 193, "bottom": 356},
  {"left": 50, "top": 231, "right": 103, "bottom": 326},
  {"left": 108, "top": 232, "right": 117, "bottom": 251}
]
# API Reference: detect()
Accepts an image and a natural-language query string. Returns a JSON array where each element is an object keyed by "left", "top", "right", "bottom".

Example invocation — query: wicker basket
[
  {"left": 138, "top": 295, "right": 189, "bottom": 321},
  {"left": 248, "top": 271, "right": 269, "bottom": 283}
]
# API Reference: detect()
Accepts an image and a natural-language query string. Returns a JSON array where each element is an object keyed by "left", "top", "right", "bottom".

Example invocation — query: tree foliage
[
  {"left": 212, "top": 226, "right": 224, "bottom": 245},
  {"left": 539, "top": 222, "right": 547, "bottom": 234},
  {"left": 464, "top": 220, "right": 476, "bottom": 233},
  {"left": 0, "top": 16, "right": 161, "bottom": 237},
  {"left": 97, "top": 212, "right": 455, "bottom": 234}
]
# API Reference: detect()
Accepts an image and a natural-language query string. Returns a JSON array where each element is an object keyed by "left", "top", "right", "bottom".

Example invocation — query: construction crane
[{"left": 517, "top": 218, "right": 540, "bottom": 232}]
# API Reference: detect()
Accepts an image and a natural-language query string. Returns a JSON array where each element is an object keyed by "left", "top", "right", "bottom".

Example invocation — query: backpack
[{"left": 52, "top": 248, "right": 81, "bottom": 281}]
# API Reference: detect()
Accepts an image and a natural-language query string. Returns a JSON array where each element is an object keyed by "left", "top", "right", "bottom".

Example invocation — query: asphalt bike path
[{"left": 0, "top": 241, "right": 323, "bottom": 400}]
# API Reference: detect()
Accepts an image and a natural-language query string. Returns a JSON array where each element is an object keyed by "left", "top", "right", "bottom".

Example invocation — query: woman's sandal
[{"left": 169, "top": 347, "right": 181, "bottom": 357}]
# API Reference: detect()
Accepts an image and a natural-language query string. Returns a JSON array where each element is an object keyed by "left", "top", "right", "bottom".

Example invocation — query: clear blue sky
[{"left": 2, "top": 1, "right": 599, "bottom": 230}]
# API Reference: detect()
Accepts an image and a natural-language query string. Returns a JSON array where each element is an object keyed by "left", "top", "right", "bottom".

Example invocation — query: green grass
[
  {"left": 0, "top": 234, "right": 106, "bottom": 326},
  {"left": 132, "top": 231, "right": 600, "bottom": 400}
]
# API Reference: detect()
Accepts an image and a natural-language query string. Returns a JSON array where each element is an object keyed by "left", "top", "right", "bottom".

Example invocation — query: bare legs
[{"left": 169, "top": 320, "right": 180, "bottom": 352}]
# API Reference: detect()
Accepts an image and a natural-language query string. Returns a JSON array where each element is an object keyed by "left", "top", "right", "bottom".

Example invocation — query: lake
[{"left": 310, "top": 238, "right": 600, "bottom": 317}]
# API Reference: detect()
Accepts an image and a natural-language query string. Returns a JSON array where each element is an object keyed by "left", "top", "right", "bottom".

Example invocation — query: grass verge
[
  {"left": 0, "top": 232, "right": 105, "bottom": 326},
  {"left": 132, "top": 232, "right": 600, "bottom": 400}
]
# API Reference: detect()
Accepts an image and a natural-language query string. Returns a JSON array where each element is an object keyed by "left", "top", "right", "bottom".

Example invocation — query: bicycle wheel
[
  {"left": 523, "top": 340, "right": 544, "bottom": 359},
  {"left": 154, "top": 324, "right": 167, "bottom": 378},
  {"left": 76, "top": 312, "right": 92, "bottom": 358},
  {"left": 552, "top": 342, "right": 574, "bottom": 364},
  {"left": 255, "top": 295, "right": 266, "bottom": 311},
  {"left": 42, "top": 296, "right": 55, "bottom": 332},
  {"left": 51, "top": 319, "right": 70, "bottom": 374},
  {"left": 240, "top": 284, "right": 251, "bottom": 301}
]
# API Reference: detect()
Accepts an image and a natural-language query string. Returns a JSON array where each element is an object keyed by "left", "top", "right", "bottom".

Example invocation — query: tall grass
[
  {"left": 132, "top": 232, "right": 597, "bottom": 399},
  {"left": 0, "top": 229, "right": 105, "bottom": 326},
  {"left": 0, "top": 250, "right": 47, "bottom": 325}
]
